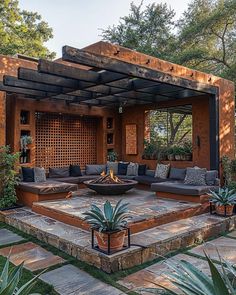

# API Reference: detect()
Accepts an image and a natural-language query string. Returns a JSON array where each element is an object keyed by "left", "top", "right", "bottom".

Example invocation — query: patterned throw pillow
[
  {"left": 34, "top": 167, "right": 46, "bottom": 183},
  {"left": 184, "top": 167, "right": 207, "bottom": 186},
  {"left": 155, "top": 164, "right": 170, "bottom": 179},
  {"left": 127, "top": 163, "right": 139, "bottom": 176}
]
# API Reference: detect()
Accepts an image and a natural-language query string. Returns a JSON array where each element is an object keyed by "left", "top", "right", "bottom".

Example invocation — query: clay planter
[
  {"left": 215, "top": 204, "right": 234, "bottom": 216},
  {"left": 95, "top": 229, "right": 126, "bottom": 252},
  {"left": 167, "top": 154, "right": 175, "bottom": 161}
]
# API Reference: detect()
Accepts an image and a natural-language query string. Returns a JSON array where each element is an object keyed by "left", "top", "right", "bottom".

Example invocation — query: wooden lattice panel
[
  {"left": 35, "top": 112, "right": 98, "bottom": 170},
  {"left": 125, "top": 124, "right": 137, "bottom": 155}
]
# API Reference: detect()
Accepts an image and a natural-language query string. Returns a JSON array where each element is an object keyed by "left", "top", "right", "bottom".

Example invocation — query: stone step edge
[
  {"left": 4, "top": 212, "right": 236, "bottom": 273},
  {"left": 32, "top": 201, "right": 209, "bottom": 234}
]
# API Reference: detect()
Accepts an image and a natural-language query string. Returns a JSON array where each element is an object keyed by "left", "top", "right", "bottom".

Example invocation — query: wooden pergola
[{"left": 0, "top": 44, "right": 225, "bottom": 170}]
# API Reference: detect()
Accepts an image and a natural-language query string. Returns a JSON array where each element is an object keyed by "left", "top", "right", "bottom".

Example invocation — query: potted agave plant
[
  {"left": 208, "top": 188, "right": 236, "bottom": 216},
  {"left": 83, "top": 200, "right": 130, "bottom": 252}
]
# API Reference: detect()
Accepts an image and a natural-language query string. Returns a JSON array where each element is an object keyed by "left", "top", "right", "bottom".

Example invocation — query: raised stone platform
[
  {"left": 32, "top": 189, "right": 209, "bottom": 233},
  {"left": 2, "top": 207, "right": 235, "bottom": 273}
]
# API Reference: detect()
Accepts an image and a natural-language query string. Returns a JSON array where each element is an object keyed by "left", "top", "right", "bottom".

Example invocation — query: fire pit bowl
[{"left": 83, "top": 179, "right": 138, "bottom": 195}]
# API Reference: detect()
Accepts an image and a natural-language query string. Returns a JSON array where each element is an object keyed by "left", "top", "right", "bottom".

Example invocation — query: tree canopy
[
  {"left": 0, "top": 0, "right": 55, "bottom": 59},
  {"left": 102, "top": 0, "right": 236, "bottom": 84}
]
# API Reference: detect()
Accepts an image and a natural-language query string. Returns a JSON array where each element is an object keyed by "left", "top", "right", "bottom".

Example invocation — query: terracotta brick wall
[{"left": 0, "top": 91, "right": 5, "bottom": 145}]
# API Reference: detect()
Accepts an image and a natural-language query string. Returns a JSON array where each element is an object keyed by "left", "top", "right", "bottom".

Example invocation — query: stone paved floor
[
  {"left": 0, "top": 241, "right": 65, "bottom": 271},
  {"left": 40, "top": 264, "right": 125, "bottom": 295},
  {"left": 0, "top": 228, "right": 24, "bottom": 245},
  {"left": 34, "top": 188, "right": 200, "bottom": 224},
  {"left": 118, "top": 234, "right": 236, "bottom": 294}
]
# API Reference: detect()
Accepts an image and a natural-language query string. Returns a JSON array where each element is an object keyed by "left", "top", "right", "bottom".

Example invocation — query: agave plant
[
  {"left": 208, "top": 187, "right": 236, "bottom": 206},
  {"left": 83, "top": 199, "right": 130, "bottom": 232},
  {"left": 142, "top": 251, "right": 236, "bottom": 295},
  {"left": 0, "top": 256, "right": 42, "bottom": 294}
]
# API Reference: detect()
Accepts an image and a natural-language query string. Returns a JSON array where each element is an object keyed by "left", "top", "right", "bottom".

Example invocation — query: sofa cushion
[
  {"left": 48, "top": 177, "right": 81, "bottom": 184},
  {"left": 145, "top": 169, "right": 155, "bottom": 177},
  {"left": 34, "top": 167, "right": 46, "bottom": 183},
  {"left": 118, "top": 162, "right": 129, "bottom": 175},
  {"left": 107, "top": 162, "right": 118, "bottom": 175},
  {"left": 49, "top": 167, "right": 70, "bottom": 178},
  {"left": 18, "top": 180, "right": 78, "bottom": 195},
  {"left": 138, "top": 164, "right": 147, "bottom": 176},
  {"left": 21, "top": 167, "right": 34, "bottom": 182},
  {"left": 135, "top": 175, "right": 170, "bottom": 185},
  {"left": 206, "top": 170, "right": 218, "bottom": 185},
  {"left": 151, "top": 182, "right": 218, "bottom": 196},
  {"left": 70, "top": 165, "right": 82, "bottom": 177},
  {"left": 169, "top": 168, "right": 186, "bottom": 180},
  {"left": 127, "top": 163, "right": 139, "bottom": 176},
  {"left": 184, "top": 167, "right": 207, "bottom": 186},
  {"left": 85, "top": 164, "right": 106, "bottom": 175},
  {"left": 155, "top": 163, "right": 170, "bottom": 179},
  {"left": 117, "top": 175, "right": 136, "bottom": 180},
  {"left": 76, "top": 175, "right": 100, "bottom": 183}
]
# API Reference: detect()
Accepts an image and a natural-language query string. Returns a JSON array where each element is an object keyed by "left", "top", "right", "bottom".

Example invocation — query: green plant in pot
[
  {"left": 83, "top": 200, "right": 130, "bottom": 252},
  {"left": 182, "top": 140, "right": 192, "bottom": 161},
  {"left": 0, "top": 146, "right": 20, "bottom": 209},
  {"left": 107, "top": 150, "right": 118, "bottom": 162},
  {"left": 208, "top": 187, "right": 236, "bottom": 216},
  {"left": 173, "top": 146, "right": 185, "bottom": 161},
  {"left": 142, "top": 140, "right": 156, "bottom": 160},
  {"left": 166, "top": 146, "right": 175, "bottom": 161}
]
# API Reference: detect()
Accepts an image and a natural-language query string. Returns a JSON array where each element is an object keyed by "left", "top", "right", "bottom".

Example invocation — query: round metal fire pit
[{"left": 83, "top": 180, "right": 138, "bottom": 195}]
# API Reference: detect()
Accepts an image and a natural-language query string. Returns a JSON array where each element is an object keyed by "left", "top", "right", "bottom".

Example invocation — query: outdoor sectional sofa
[{"left": 17, "top": 164, "right": 220, "bottom": 207}]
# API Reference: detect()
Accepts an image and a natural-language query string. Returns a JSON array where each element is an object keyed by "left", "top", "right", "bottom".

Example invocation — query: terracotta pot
[
  {"left": 215, "top": 204, "right": 234, "bottom": 216},
  {"left": 167, "top": 154, "right": 175, "bottom": 161},
  {"left": 95, "top": 229, "right": 126, "bottom": 252}
]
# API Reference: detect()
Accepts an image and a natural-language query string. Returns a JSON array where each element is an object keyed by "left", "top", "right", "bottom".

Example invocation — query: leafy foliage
[
  {"left": 208, "top": 187, "right": 236, "bottom": 206},
  {"left": 142, "top": 251, "right": 236, "bottom": 295},
  {"left": 0, "top": 146, "right": 20, "bottom": 209},
  {"left": 0, "top": 256, "right": 42, "bottom": 294},
  {"left": 83, "top": 200, "right": 130, "bottom": 232},
  {"left": 0, "top": 0, "right": 55, "bottom": 59},
  {"left": 102, "top": 0, "right": 236, "bottom": 86}
]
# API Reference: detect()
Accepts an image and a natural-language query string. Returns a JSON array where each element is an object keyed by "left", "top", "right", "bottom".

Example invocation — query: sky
[{"left": 18, "top": 0, "right": 190, "bottom": 58}]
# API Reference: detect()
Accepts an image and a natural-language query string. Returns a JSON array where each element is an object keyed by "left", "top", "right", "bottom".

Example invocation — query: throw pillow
[
  {"left": 138, "top": 164, "right": 147, "bottom": 176},
  {"left": 205, "top": 170, "right": 218, "bottom": 185},
  {"left": 21, "top": 167, "right": 34, "bottom": 182},
  {"left": 127, "top": 162, "right": 139, "bottom": 176},
  {"left": 169, "top": 168, "right": 186, "bottom": 180},
  {"left": 70, "top": 165, "right": 82, "bottom": 177},
  {"left": 106, "top": 162, "right": 119, "bottom": 175},
  {"left": 184, "top": 167, "right": 207, "bottom": 186},
  {"left": 155, "top": 164, "right": 170, "bottom": 179},
  {"left": 34, "top": 167, "right": 46, "bottom": 182},
  {"left": 49, "top": 167, "right": 70, "bottom": 178},
  {"left": 118, "top": 162, "right": 129, "bottom": 175}
]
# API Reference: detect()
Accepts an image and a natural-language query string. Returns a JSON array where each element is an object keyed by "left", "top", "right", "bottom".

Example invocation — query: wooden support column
[{"left": 0, "top": 91, "right": 6, "bottom": 145}]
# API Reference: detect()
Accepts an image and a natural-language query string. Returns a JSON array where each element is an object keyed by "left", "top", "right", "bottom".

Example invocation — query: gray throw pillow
[
  {"left": 49, "top": 167, "right": 70, "bottom": 178},
  {"left": 86, "top": 164, "right": 106, "bottom": 175},
  {"left": 184, "top": 167, "right": 207, "bottom": 186},
  {"left": 205, "top": 170, "right": 218, "bottom": 185},
  {"left": 106, "top": 162, "right": 118, "bottom": 175},
  {"left": 127, "top": 163, "right": 139, "bottom": 176},
  {"left": 155, "top": 164, "right": 170, "bottom": 179},
  {"left": 34, "top": 167, "right": 46, "bottom": 182}
]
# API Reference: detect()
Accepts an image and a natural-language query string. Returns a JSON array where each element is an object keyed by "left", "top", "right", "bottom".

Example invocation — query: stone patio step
[
  {"left": 0, "top": 228, "right": 24, "bottom": 246},
  {"left": 2, "top": 208, "right": 235, "bottom": 273},
  {"left": 32, "top": 190, "right": 209, "bottom": 233}
]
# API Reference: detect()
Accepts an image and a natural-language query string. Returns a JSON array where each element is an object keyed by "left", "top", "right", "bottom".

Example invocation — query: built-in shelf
[
  {"left": 20, "top": 110, "right": 30, "bottom": 125},
  {"left": 106, "top": 117, "right": 114, "bottom": 129},
  {"left": 107, "top": 133, "right": 114, "bottom": 145}
]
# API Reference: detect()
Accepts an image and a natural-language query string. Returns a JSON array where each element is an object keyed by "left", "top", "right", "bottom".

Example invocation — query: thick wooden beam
[
  {"left": 62, "top": 45, "right": 217, "bottom": 95},
  {"left": 38, "top": 59, "right": 126, "bottom": 84},
  {"left": 0, "top": 82, "right": 47, "bottom": 97}
]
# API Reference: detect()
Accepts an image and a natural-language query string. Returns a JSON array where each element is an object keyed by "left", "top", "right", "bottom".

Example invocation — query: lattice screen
[{"left": 35, "top": 112, "right": 98, "bottom": 170}]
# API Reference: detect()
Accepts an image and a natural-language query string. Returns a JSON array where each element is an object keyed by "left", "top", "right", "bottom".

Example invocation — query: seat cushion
[
  {"left": 151, "top": 182, "right": 218, "bottom": 196},
  {"left": 117, "top": 175, "right": 136, "bottom": 180},
  {"left": 118, "top": 162, "right": 129, "bottom": 175},
  {"left": 70, "top": 165, "right": 82, "bottom": 177},
  {"left": 206, "top": 170, "right": 218, "bottom": 185},
  {"left": 76, "top": 175, "right": 100, "bottom": 183},
  {"left": 21, "top": 167, "right": 34, "bottom": 182},
  {"left": 106, "top": 162, "right": 118, "bottom": 175},
  {"left": 17, "top": 180, "right": 78, "bottom": 195},
  {"left": 49, "top": 177, "right": 81, "bottom": 184},
  {"left": 135, "top": 175, "right": 170, "bottom": 185},
  {"left": 169, "top": 168, "right": 186, "bottom": 180}
]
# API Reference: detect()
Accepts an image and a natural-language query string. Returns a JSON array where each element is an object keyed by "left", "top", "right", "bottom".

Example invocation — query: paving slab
[
  {"left": 0, "top": 242, "right": 65, "bottom": 271},
  {"left": 227, "top": 230, "right": 236, "bottom": 238},
  {"left": 118, "top": 254, "right": 211, "bottom": 294},
  {"left": 40, "top": 264, "right": 125, "bottom": 295},
  {"left": 0, "top": 228, "right": 24, "bottom": 246},
  {"left": 189, "top": 236, "right": 236, "bottom": 265}
]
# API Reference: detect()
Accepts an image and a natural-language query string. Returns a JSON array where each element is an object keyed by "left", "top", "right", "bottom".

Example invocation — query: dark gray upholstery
[
  {"left": 18, "top": 181, "right": 78, "bottom": 195},
  {"left": 151, "top": 181, "right": 218, "bottom": 196},
  {"left": 206, "top": 170, "right": 218, "bottom": 185},
  {"left": 145, "top": 170, "right": 155, "bottom": 177},
  {"left": 117, "top": 175, "right": 136, "bottom": 180},
  {"left": 85, "top": 164, "right": 106, "bottom": 175},
  {"left": 49, "top": 167, "right": 70, "bottom": 178},
  {"left": 169, "top": 168, "right": 186, "bottom": 180},
  {"left": 134, "top": 175, "right": 170, "bottom": 185}
]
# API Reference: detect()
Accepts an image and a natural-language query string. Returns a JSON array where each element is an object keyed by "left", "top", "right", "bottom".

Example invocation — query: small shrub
[{"left": 0, "top": 146, "right": 20, "bottom": 209}]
